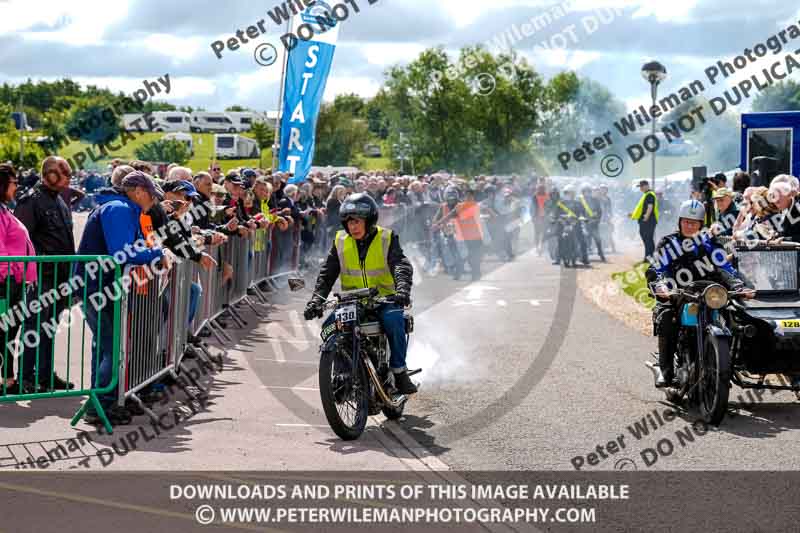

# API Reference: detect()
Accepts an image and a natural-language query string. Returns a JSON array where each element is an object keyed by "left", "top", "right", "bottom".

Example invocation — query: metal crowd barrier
[
  {"left": 2, "top": 221, "right": 335, "bottom": 433},
  {"left": 118, "top": 260, "right": 202, "bottom": 421},
  {"left": 266, "top": 223, "right": 302, "bottom": 287},
  {"left": 0, "top": 255, "right": 123, "bottom": 435}
]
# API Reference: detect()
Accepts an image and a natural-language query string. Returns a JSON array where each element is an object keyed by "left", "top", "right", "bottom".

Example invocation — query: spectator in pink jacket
[{"left": 0, "top": 163, "right": 36, "bottom": 392}]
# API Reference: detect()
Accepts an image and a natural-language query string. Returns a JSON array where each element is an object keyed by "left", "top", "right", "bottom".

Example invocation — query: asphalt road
[{"left": 252, "top": 236, "right": 800, "bottom": 472}]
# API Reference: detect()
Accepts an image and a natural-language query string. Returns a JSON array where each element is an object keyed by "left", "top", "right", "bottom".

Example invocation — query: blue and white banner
[{"left": 278, "top": 2, "right": 341, "bottom": 184}]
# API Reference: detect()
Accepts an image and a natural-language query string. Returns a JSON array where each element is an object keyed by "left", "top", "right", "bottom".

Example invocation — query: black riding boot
[{"left": 656, "top": 334, "right": 676, "bottom": 388}]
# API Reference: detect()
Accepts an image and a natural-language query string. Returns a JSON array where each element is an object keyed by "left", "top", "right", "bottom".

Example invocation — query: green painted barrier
[{"left": 0, "top": 255, "right": 122, "bottom": 434}]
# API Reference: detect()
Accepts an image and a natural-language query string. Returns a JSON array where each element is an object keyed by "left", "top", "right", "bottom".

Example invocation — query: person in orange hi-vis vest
[{"left": 433, "top": 187, "right": 484, "bottom": 281}]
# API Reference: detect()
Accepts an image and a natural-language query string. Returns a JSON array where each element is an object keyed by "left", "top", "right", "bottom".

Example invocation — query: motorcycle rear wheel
[{"left": 319, "top": 348, "right": 369, "bottom": 440}]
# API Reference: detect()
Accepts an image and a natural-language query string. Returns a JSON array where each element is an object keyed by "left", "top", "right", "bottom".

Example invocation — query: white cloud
[
  {"left": 142, "top": 34, "right": 207, "bottom": 63},
  {"left": 629, "top": 0, "right": 699, "bottom": 23},
  {"left": 5, "top": 0, "right": 129, "bottom": 45},
  {"left": 323, "top": 75, "right": 382, "bottom": 100}
]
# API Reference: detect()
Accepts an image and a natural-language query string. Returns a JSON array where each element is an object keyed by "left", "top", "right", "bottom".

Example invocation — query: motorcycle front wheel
[
  {"left": 319, "top": 346, "right": 370, "bottom": 440},
  {"left": 699, "top": 336, "right": 731, "bottom": 425}
]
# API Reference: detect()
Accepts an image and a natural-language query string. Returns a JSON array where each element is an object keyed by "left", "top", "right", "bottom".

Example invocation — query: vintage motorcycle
[
  {"left": 289, "top": 279, "right": 418, "bottom": 440},
  {"left": 647, "top": 240, "right": 800, "bottom": 425},
  {"left": 548, "top": 214, "right": 585, "bottom": 267}
]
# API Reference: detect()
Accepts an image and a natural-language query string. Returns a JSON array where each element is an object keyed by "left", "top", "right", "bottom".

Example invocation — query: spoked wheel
[
  {"left": 699, "top": 336, "right": 731, "bottom": 425},
  {"left": 319, "top": 347, "right": 369, "bottom": 440}
]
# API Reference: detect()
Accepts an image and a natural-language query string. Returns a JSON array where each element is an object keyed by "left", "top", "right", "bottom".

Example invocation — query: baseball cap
[
  {"left": 211, "top": 183, "right": 226, "bottom": 195},
  {"left": 122, "top": 171, "right": 164, "bottom": 200},
  {"left": 163, "top": 180, "right": 200, "bottom": 198},
  {"left": 225, "top": 173, "right": 245, "bottom": 187}
]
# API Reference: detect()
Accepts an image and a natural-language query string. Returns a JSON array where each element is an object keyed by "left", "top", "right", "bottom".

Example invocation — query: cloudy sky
[{"left": 1, "top": 0, "right": 799, "bottom": 113}]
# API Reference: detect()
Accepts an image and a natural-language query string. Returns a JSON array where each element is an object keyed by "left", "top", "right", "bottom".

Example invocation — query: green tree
[
  {"left": 381, "top": 46, "right": 551, "bottom": 174},
  {"left": 250, "top": 120, "right": 274, "bottom": 151},
  {"left": 225, "top": 105, "right": 249, "bottom": 112},
  {"left": 0, "top": 131, "right": 46, "bottom": 169},
  {"left": 134, "top": 139, "right": 191, "bottom": 165},
  {"left": 332, "top": 93, "right": 365, "bottom": 116},
  {"left": 314, "top": 104, "right": 369, "bottom": 166},
  {"left": 753, "top": 81, "right": 800, "bottom": 112},
  {"left": 65, "top": 98, "right": 121, "bottom": 146},
  {"left": 365, "top": 91, "right": 390, "bottom": 139}
]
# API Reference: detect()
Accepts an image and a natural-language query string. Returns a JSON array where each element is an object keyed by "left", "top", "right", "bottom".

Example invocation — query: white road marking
[
  {"left": 275, "top": 423, "right": 329, "bottom": 428},
  {"left": 254, "top": 358, "right": 317, "bottom": 365},
  {"left": 463, "top": 284, "right": 501, "bottom": 300},
  {"left": 261, "top": 385, "right": 319, "bottom": 391}
]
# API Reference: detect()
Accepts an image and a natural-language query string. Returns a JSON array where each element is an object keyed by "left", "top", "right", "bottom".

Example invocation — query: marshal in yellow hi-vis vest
[
  {"left": 334, "top": 226, "right": 396, "bottom": 296},
  {"left": 631, "top": 190, "right": 659, "bottom": 223}
]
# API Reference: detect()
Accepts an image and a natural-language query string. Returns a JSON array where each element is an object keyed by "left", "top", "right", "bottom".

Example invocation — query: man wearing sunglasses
[
  {"left": 209, "top": 163, "right": 222, "bottom": 184},
  {"left": 13, "top": 156, "right": 76, "bottom": 392}
]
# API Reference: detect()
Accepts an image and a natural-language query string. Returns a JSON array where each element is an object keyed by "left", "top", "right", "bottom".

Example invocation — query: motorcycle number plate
[{"left": 336, "top": 304, "right": 357, "bottom": 323}]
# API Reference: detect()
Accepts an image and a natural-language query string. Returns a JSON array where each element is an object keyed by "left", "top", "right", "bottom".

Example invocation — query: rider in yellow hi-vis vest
[{"left": 303, "top": 193, "right": 418, "bottom": 395}]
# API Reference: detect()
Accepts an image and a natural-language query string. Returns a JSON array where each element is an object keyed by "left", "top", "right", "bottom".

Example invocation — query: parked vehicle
[
  {"left": 191, "top": 112, "right": 237, "bottom": 133},
  {"left": 122, "top": 112, "right": 190, "bottom": 132},
  {"left": 214, "top": 134, "right": 259, "bottom": 159},
  {"left": 162, "top": 132, "right": 194, "bottom": 155},
  {"left": 225, "top": 111, "right": 261, "bottom": 132}
]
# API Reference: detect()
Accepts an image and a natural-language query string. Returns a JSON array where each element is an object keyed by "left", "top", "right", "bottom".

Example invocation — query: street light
[
  {"left": 641, "top": 60, "right": 667, "bottom": 190},
  {"left": 392, "top": 133, "right": 413, "bottom": 174}
]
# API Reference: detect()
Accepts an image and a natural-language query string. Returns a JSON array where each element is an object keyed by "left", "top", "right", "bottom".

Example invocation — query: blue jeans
[
  {"left": 322, "top": 302, "right": 408, "bottom": 372},
  {"left": 188, "top": 282, "right": 201, "bottom": 327},
  {"left": 83, "top": 302, "right": 116, "bottom": 408}
]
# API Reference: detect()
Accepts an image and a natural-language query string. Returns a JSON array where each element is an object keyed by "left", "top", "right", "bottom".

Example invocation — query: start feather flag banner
[{"left": 279, "top": 2, "right": 341, "bottom": 184}]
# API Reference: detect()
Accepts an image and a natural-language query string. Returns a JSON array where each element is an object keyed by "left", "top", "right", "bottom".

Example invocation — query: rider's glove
[
  {"left": 393, "top": 292, "right": 411, "bottom": 308},
  {"left": 303, "top": 301, "right": 323, "bottom": 320}
]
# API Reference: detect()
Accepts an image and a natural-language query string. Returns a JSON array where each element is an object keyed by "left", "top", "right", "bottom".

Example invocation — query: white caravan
[
  {"left": 214, "top": 134, "right": 260, "bottom": 159},
  {"left": 162, "top": 132, "right": 194, "bottom": 155}
]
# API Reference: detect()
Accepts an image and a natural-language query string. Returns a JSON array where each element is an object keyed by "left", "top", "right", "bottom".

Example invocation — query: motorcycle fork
[{"left": 353, "top": 327, "right": 396, "bottom": 407}]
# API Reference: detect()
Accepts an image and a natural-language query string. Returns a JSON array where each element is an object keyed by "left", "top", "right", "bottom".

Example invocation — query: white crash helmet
[
  {"left": 678, "top": 199, "right": 705, "bottom": 222},
  {"left": 563, "top": 184, "right": 576, "bottom": 195},
  {"left": 580, "top": 182, "right": 593, "bottom": 192}
]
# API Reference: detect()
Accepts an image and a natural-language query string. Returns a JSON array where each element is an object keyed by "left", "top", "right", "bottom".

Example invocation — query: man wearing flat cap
[{"left": 712, "top": 187, "right": 738, "bottom": 236}]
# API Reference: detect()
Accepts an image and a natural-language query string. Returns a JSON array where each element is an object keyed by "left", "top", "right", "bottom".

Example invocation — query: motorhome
[
  {"left": 121, "top": 111, "right": 190, "bottom": 132},
  {"left": 225, "top": 111, "right": 263, "bottom": 132},
  {"left": 190, "top": 112, "right": 237, "bottom": 133},
  {"left": 151, "top": 111, "right": 191, "bottom": 132},
  {"left": 214, "top": 134, "right": 260, "bottom": 159},
  {"left": 162, "top": 132, "right": 194, "bottom": 155}
]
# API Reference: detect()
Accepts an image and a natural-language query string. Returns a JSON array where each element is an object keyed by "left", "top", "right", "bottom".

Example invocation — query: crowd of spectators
[{"left": 1, "top": 155, "right": 549, "bottom": 426}]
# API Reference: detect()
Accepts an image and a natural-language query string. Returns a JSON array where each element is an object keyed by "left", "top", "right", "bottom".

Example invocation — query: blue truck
[{"left": 740, "top": 111, "right": 800, "bottom": 182}]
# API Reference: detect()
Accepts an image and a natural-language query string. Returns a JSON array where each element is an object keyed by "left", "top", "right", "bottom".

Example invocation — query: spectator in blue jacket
[{"left": 75, "top": 171, "right": 168, "bottom": 426}]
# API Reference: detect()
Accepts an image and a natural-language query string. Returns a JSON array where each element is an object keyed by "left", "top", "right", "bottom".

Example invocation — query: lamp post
[
  {"left": 641, "top": 61, "right": 667, "bottom": 190},
  {"left": 393, "top": 133, "right": 413, "bottom": 174}
]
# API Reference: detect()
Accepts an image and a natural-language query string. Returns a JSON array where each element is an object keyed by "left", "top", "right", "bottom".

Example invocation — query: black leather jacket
[{"left": 13, "top": 183, "right": 75, "bottom": 283}]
